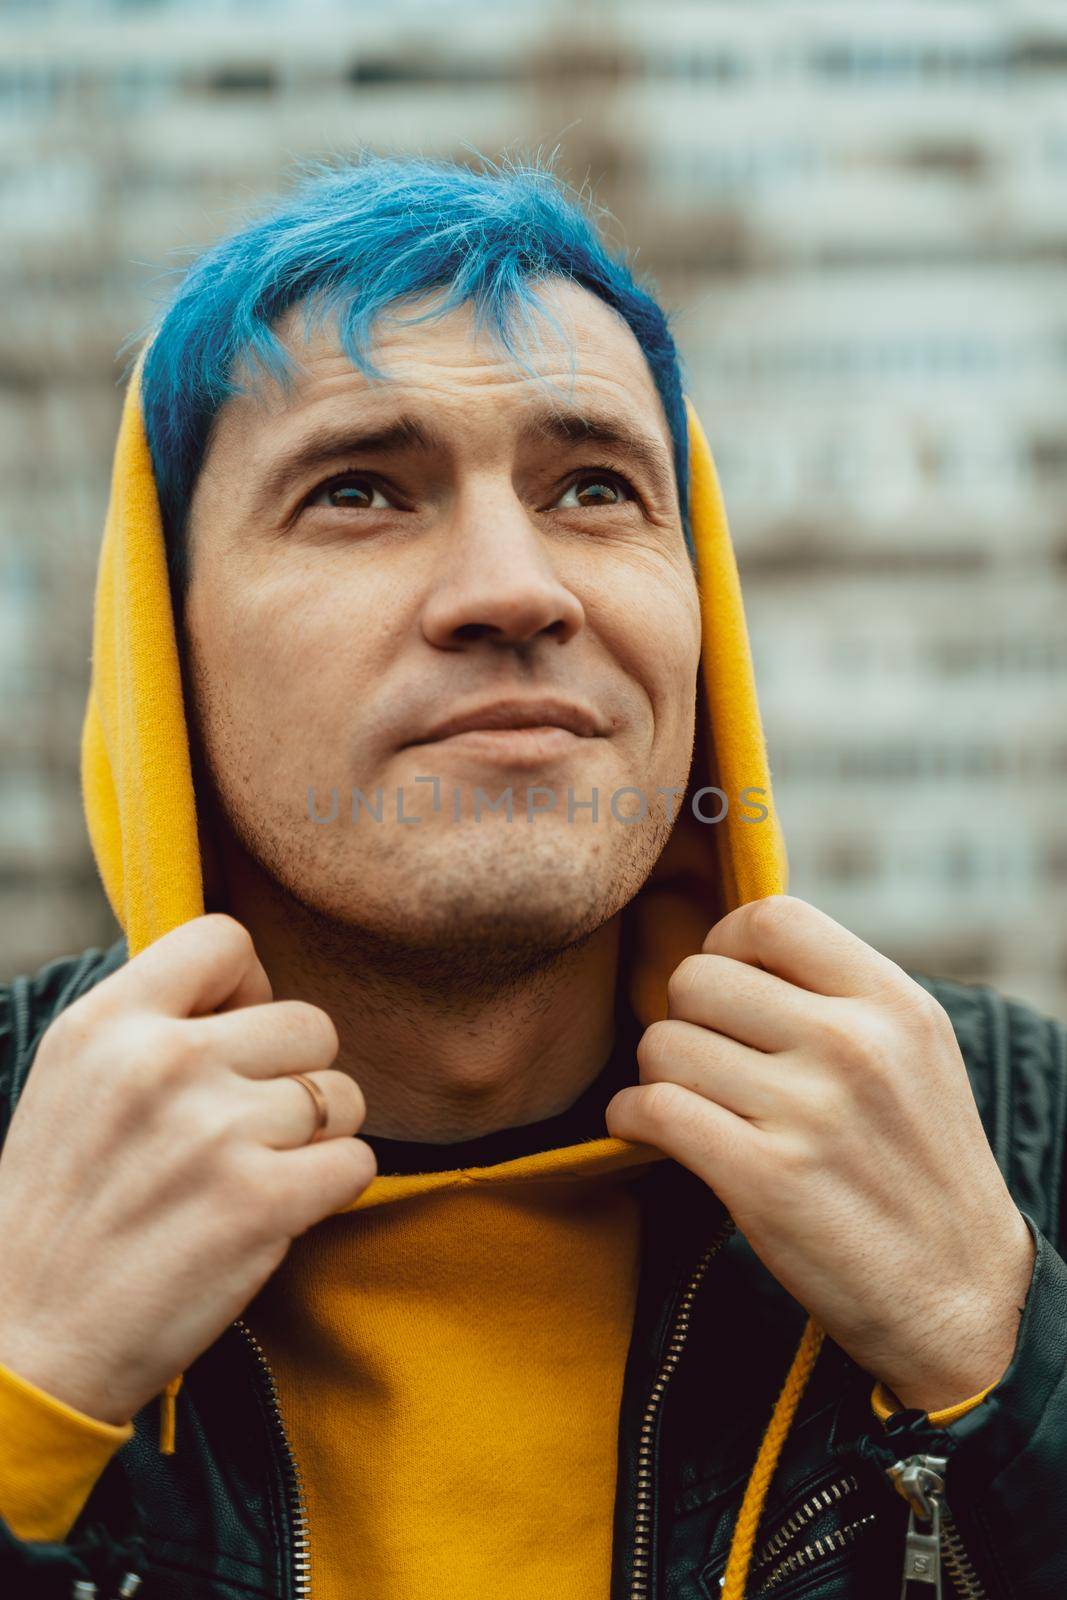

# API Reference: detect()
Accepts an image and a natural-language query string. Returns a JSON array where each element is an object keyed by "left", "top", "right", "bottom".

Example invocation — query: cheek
[
  {"left": 591, "top": 559, "right": 701, "bottom": 731},
  {"left": 183, "top": 561, "right": 385, "bottom": 783}
]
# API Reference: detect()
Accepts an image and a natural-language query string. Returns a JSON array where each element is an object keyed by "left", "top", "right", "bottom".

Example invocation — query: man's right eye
[{"left": 306, "top": 473, "right": 393, "bottom": 511}]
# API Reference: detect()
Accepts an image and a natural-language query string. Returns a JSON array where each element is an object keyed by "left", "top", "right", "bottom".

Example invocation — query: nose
[{"left": 419, "top": 482, "right": 585, "bottom": 652}]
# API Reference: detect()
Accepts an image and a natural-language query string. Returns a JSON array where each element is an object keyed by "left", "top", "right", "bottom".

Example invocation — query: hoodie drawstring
[
  {"left": 158, "top": 1373, "right": 184, "bottom": 1455},
  {"left": 720, "top": 1314, "right": 825, "bottom": 1600}
]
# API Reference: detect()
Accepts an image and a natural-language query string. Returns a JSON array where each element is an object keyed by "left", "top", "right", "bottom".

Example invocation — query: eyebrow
[{"left": 253, "top": 405, "right": 678, "bottom": 513}]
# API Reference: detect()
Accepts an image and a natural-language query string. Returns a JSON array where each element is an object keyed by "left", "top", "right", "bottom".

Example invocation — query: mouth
[
  {"left": 408, "top": 697, "right": 609, "bottom": 747},
  {"left": 418, "top": 724, "right": 597, "bottom": 766}
]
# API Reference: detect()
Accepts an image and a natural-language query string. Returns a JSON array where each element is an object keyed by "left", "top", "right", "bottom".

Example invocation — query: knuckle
[
  {"left": 666, "top": 956, "right": 706, "bottom": 1016},
  {"left": 818, "top": 1010, "right": 902, "bottom": 1107},
  {"left": 637, "top": 1078, "right": 686, "bottom": 1130},
  {"left": 334, "top": 1136, "right": 377, "bottom": 1192},
  {"left": 173, "top": 1084, "right": 241, "bottom": 1151},
  {"left": 200, "top": 912, "right": 255, "bottom": 962},
  {"left": 813, "top": 1006, "right": 875, "bottom": 1068},
  {"left": 349, "top": 1137, "right": 378, "bottom": 1190},
  {"left": 774, "top": 1130, "right": 818, "bottom": 1186},
  {"left": 911, "top": 985, "right": 953, "bottom": 1038},
  {"left": 282, "top": 1001, "right": 339, "bottom": 1062},
  {"left": 853, "top": 1009, "right": 900, "bottom": 1071},
  {"left": 67, "top": 976, "right": 124, "bottom": 1031},
  {"left": 40, "top": 988, "right": 115, "bottom": 1065},
  {"left": 316, "top": 1009, "right": 341, "bottom": 1060},
  {"left": 745, "top": 893, "right": 792, "bottom": 944},
  {"left": 800, "top": 1071, "right": 851, "bottom": 1127},
  {"left": 150, "top": 1021, "right": 204, "bottom": 1087},
  {"left": 636, "top": 1021, "right": 675, "bottom": 1075},
  {"left": 337, "top": 1073, "right": 366, "bottom": 1127}
]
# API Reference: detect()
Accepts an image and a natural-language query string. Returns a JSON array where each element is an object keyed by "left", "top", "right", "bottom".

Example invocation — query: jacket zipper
[
  {"left": 629, "top": 1216, "right": 735, "bottom": 1600},
  {"left": 755, "top": 1510, "right": 879, "bottom": 1592},
  {"left": 708, "top": 1472, "right": 876, "bottom": 1594},
  {"left": 69, "top": 1577, "right": 143, "bottom": 1599},
  {"left": 748, "top": 1470, "right": 872, "bottom": 1591},
  {"left": 940, "top": 1508, "right": 990, "bottom": 1600},
  {"left": 752, "top": 1471, "right": 861, "bottom": 1568},
  {"left": 888, "top": 1453, "right": 990, "bottom": 1599},
  {"left": 233, "top": 1317, "right": 312, "bottom": 1599}
]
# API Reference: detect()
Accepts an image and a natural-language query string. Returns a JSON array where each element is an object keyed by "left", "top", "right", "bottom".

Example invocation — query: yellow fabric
[
  {"left": 871, "top": 1378, "right": 996, "bottom": 1428},
  {"left": 0, "top": 1358, "right": 133, "bottom": 1542},
  {"left": 0, "top": 337, "right": 817, "bottom": 1592},
  {"left": 80, "top": 344, "right": 204, "bottom": 956},
  {"left": 245, "top": 1141, "right": 662, "bottom": 1597}
]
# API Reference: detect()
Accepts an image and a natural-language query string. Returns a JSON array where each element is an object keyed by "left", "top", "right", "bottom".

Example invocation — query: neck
[{"left": 212, "top": 843, "right": 624, "bottom": 1144}]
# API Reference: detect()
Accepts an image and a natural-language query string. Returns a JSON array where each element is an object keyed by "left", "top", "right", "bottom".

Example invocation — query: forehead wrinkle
[{"left": 276, "top": 283, "right": 663, "bottom": 403}]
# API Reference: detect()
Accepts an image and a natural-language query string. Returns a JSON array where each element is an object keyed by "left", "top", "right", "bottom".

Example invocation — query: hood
[
  {"left": 79, "top": 342, "right": 813, "bottom": 1600},
  {"left": 82, "top": 347, "right": 788, "bottom": 1003}
]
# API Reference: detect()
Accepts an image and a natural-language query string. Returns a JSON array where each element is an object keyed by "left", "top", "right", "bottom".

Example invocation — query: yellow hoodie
[{"left": 0, "top": 347, "right": 990, "bottom": 1599}]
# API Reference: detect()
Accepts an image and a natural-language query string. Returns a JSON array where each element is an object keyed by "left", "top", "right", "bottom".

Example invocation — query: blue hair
[{"left": 127, "top": 151, "right": 692, "bottom": 593}]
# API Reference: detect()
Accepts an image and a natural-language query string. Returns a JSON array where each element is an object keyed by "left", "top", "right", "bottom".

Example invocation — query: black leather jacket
[{"left": 1, "top": 939, "right": 1065, "bottom": 1600}]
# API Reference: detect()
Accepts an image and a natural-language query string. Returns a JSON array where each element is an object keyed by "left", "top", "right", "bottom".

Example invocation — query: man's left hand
[{"left": 604, "top": 893, "right": 1035, "bottom": 1411}]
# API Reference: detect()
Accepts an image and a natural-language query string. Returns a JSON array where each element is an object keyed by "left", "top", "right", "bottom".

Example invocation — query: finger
[
  {"left": 637, "top": 1018, "right": 777, "bottom": 1121},
  {"left": 667, "top": 952, "right": 816, "bottom": 1053},
  {"left": 118, "top": 915, "right": 270, "bottom": 1018},
  {"left": 248, "top": 1068, "right": 367, "bottom": 1151},
  {"left": 213, "top": 951, "right": 273, "bottom": 1013},
  {"left": 701, "top": 894, "right": 906, "bottom": 1000},
  {"left": 184, "top": 1000, "right": 339, "bottom": 1081},
  {"left": 604, "top": 1078, "right": 761, "bottom": 1204},
  {"left": 266, "top": 1137, "right": 379, "bottom": 1234}
]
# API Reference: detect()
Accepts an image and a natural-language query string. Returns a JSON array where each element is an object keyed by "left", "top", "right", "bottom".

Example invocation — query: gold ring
[{"left": 290, "top": 1072, "right": 330, "bottom": 1144}]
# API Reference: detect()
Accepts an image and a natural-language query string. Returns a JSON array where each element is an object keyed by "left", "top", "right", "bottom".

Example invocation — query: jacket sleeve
[
  {"left": 0, "top": 1360, "right": 147, "bottom": 1593},
  {"left": 859, "top": 1211, "right": 1067, "bottom": 1600},
  {"left": 0, "top": 1357, "right": 133, "bottom": 1542},
  {"left": 0, "top": 1366, "right": 147, "bottom": 1595}
]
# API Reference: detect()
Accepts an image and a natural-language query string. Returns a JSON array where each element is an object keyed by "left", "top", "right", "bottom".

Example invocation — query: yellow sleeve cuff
[
  {"left": 870, "top": 1376, "right": 998, "bottom": 1429},
  {"left": 0, "top": 1358, "right": 134, "bottom": 1543}
]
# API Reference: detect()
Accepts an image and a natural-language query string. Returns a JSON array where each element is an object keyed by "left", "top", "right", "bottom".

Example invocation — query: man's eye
[
  {"left": 556, "top": 472, "right": 634, "bottom": 510},
  {"left": 308, "top": 474, "right": 391, "bottom": 511}
]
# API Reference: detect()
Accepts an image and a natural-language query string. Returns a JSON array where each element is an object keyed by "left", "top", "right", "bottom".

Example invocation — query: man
[{"left": 0, "top": 154, "right": 1063, "bottom": 1600}]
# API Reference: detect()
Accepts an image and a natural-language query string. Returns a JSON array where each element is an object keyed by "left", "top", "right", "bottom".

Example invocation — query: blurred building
[{"left": 2, "top": 0, "right": 1065, "bottom": 1017}]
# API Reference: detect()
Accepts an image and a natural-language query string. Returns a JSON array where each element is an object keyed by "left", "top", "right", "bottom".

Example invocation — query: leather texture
[{"left": 1, "top": 940, "right": 1065, "bottom": 1599}]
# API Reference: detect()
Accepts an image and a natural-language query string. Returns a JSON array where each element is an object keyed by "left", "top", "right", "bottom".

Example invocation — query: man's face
[{"left": 182, "top": 277, "right": 702, "bottom": 983}]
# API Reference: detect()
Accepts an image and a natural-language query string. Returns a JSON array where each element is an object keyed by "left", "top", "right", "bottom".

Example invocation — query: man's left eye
[{"left": 556, "top": 473, "right": 633, "bottom": 510}]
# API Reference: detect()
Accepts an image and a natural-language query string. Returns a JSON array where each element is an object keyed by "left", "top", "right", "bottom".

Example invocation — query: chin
[
  {"left": 248, "top": 812, "right": 656, "bottom": 962},
  {"left": 329, "top": 879, "right": 605, "bottom": 949}
]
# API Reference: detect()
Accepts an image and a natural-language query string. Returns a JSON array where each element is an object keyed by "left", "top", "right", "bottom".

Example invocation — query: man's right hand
[{"left": 0, "top": 914, "right": 376, "bottom": 1426}]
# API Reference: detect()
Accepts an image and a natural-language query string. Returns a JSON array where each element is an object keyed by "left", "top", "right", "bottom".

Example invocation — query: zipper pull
[
  {"left": 900, "top": 1497, "right": 943, "bottom": 1595},
  {"left": 888, "top": 1453, "right": 949, "bottom": 1597}
]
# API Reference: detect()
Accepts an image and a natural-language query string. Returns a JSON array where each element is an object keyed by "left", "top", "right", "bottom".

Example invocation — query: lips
[{"left": 409, "top": 697, "right": 607, "bottom": 745}]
